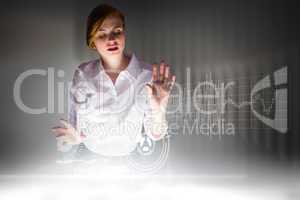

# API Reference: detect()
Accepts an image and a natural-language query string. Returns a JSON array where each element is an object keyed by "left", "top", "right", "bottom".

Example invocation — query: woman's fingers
[
  {"left": 151, "top": 60, "right": 176, "bottom": 93},
  {"left": 165, "top": 65, "right": 170, "bottom": 79},
  {"left": 153, "top": 61, "right": 169, "bottom": 84},
  {"left": 170, "top": 75, "right": 176, "bottom": 90},
  {"left": 52, "top": 127, "right": 80, "bottom": 144},
  {"left": 56, "top": 131, "right": 81, "bottom": 144},
  {"left": 56, "top": 135, "right": 75, "bottom": 144},
  {"left": 162, "top": 65, "right": 169, "bottom": 89},
  {"left": 51, "top": 118, "right": 81, "bottom": 145},
  {"left": 152, "top": 63, "right": 158, "bottom": 82},
  {"left": 159, "top": 61, "right": 165, "bottom": 82},
  {"left": 52, "top": 119, "right": 76, "bottom": 136},
  {"left": 51, "top": 127, "right": 68, "bottom": 137},
  {"left": 56, "top": 135, "right": 68, "bottom": 142},
  {"left": 59, "top": 119, "right": 72, "bottom": 129}
]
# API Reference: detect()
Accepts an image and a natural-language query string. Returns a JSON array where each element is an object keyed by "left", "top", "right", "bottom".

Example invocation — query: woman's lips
[{"left": 107, "top": 46, "right": 119, "bottom": 51}]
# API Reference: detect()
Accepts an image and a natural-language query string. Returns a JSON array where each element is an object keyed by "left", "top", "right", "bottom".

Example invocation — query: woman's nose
[{"left": 108, "top": 32, "right": 116, "bottom": 41}]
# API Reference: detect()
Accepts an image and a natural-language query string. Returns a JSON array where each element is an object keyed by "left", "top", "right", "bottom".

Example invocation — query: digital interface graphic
[{"left": 167, "top": 66, "right": 288, "bottom": 137}]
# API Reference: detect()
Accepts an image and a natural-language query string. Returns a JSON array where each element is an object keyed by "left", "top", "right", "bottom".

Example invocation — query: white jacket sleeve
[{"left": 57, "top": 69, "right": 83, "bottom": 152}]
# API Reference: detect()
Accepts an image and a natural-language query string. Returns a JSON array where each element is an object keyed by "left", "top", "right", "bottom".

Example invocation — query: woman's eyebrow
[
  {"left": 98, "top": 28, "right": 107, "bottom": 32},
  {"left": 113, "top": 25, "right": 123, "bottom": 29},
  {"left": 98, "top": 25, "right": 123, "bottom": 31}
]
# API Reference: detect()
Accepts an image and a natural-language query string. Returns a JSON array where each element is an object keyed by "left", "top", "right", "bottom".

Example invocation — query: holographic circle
[{"left": 126, "top": 136, "right": 170, "bottom": 174}]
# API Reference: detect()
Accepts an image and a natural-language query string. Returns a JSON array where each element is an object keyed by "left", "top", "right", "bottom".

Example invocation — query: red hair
[{"left": 86, "top": 4, "right": 125, "bottom": 49}]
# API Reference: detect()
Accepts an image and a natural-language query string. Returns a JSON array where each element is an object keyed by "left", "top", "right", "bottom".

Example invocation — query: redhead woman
[{"left": 51, "top": 4, "right": 175, "bottom": 158}]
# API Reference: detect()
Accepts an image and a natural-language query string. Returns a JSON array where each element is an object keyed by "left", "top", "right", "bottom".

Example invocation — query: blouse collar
[{"left": 97, "top": 53, "right": 142, "bottom": 80}]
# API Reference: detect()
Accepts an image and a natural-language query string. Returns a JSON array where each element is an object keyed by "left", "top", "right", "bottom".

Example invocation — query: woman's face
[{"left": 92, "top": 15, "right": 125, "bottom": 59}]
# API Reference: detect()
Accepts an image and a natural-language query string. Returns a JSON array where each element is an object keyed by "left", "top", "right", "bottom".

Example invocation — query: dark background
[{"left": 0, "top": 0, "right": 299, "bottom": 177}]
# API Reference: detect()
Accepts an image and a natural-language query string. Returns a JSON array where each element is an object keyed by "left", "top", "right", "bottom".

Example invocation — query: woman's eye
[
  {"left": 114, "top": 29, "right": 123, "bottom": 35},
  {"left": 95, "top": 32, "right": 106, "bottom": 39},
  {"left": 98, "top": 34, "right": 106, "bottom": 38}
]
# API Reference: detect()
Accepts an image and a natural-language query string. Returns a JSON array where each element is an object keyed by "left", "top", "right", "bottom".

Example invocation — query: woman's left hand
[{"left": 146, "top": 60, "right": 176, "bottom": 113}]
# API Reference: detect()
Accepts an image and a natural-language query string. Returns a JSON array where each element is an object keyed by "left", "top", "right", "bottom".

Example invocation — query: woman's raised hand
[{"left": 146, "top": 60, "right": 176, "bottom": 112}]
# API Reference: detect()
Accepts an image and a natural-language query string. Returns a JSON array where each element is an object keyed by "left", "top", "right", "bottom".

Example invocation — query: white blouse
[{"left": 58, "top": 54, "right": 168, "bottom": 156}]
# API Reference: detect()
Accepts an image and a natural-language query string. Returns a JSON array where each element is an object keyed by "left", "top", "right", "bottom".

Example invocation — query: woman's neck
[{"left": 101, "top": 54, "right": 129, "bottom": 74}]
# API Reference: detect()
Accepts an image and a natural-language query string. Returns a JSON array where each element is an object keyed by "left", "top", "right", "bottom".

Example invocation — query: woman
[{"left": 51, "top": 4, "right": 175, "bottom": 158}]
